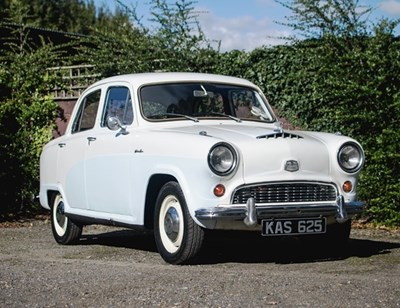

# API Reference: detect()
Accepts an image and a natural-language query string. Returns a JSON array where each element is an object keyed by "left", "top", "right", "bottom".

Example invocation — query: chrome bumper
[{"left": 195, "top": 196, "right": 365, "bottom": 229}]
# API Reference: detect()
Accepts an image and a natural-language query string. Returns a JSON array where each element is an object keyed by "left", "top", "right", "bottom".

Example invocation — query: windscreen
[{"left": 140, "top": 83, "right": 274, "bottom": 122}]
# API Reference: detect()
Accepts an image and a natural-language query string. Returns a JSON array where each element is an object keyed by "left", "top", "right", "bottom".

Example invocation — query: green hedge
[{"left": 0, "top": 37, "right": 61, "bottom": 215}]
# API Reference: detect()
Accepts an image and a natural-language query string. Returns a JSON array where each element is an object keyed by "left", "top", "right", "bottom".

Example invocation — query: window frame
[{"left": 101, "top": 86, "right": 134, "bottom": 127}]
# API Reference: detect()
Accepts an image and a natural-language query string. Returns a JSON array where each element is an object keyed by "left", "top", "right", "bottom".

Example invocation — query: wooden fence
[{"left": 48, "top": 65, "right": 101, "bottom": 136}]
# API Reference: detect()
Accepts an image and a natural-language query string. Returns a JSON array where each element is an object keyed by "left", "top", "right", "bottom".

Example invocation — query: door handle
[
  {"left": 87, "top": 137, "right": 96, "bottom": 145},
  {"left": 58, "top": 143, "right": 66, "bottom": 148}
]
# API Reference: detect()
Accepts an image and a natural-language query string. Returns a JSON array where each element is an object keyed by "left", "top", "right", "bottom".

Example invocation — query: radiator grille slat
[{"left": 232, "top": 183, "right": 337, "bottom": 204}]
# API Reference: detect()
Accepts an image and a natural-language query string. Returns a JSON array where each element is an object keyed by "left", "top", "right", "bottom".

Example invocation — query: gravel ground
[{"left": 0, "top": 218, "right": 399, "bottom": 307}]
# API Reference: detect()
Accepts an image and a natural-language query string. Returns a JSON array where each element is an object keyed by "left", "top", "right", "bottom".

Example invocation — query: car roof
[{"left": 90, "top": 72, "right": 257, "bottom": 88}]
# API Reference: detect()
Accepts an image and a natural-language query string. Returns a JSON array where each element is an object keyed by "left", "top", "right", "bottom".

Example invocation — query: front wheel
[
  {"left": 154, "top": 182, "right": 204, "bottom": 265},
  {"left": 51, "top": 193, "right": 82, "bottom": 244}
]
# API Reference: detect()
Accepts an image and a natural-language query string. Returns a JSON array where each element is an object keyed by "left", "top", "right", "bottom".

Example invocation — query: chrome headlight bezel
[
  {"left": 208, "top": 142, "right": 238, "bottom": 176},
  {"left": 337, "top": 142, "right": 364, "bottom": 173}
]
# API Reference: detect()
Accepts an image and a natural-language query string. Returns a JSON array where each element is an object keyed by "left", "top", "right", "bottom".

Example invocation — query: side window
[
  {"left": 71, "top": 90, "right": 101, "bottom": 133},
  {"left": 102, "top": 87, "right": 133, "bottom": 126}
]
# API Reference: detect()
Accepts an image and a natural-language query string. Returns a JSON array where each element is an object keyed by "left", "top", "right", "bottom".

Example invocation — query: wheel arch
[
  {"left": 144, "top": 174, "right": 177, "bottom": 229},
  {"left": 42, "top": 189, "right": 60, "bottom": 210}
]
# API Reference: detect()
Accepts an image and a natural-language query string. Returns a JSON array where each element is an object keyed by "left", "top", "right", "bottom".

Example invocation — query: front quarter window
[{"left": 102, "top": 86, "right": 133, "bottom": 127}]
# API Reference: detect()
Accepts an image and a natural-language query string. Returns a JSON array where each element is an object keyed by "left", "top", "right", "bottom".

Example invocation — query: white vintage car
[{"left": 40, "top": 72, "right": 365, "bottom": 264}]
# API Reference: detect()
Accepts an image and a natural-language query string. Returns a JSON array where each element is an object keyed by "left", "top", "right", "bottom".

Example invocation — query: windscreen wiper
[
  {"left": 149, "top": 113, "right": 199, "bottom": 122},
  {"left": 169, "top": 113, "right": 199, "bottom": 122},
  {"left": 209, "top": 112, "right": 242, "bottom": 123}
]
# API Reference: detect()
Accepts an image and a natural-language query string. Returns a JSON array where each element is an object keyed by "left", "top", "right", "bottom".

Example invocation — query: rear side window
[
  {"left": 102, "top": 87, "right": 133, "bottom": 127},
  {"left": 71, "top": 90, "right": 101, "bottom": 134}
]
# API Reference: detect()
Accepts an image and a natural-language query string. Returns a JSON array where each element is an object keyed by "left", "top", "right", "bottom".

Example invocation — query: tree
[
  {"left": 0, "top": 0, "right": 128, "bottom": 35},
  {"left": 276, "top": 0, "right": 373, "bottom": 39},
  {"left": 149, "top": 0, "right": 215, "bottom": 71},
  {"left": 78, "top": 0, "right": 219, "bottom": 76}
]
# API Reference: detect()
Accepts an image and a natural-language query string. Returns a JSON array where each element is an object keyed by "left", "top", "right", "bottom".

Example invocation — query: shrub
[{"left": 0, "top": 31, "right": 62, "bottom": 215}]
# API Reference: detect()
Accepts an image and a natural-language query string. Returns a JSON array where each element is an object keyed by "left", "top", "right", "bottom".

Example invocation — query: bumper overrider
[{"left": 195, "top": 195, "right": 365, "bottom": 229}]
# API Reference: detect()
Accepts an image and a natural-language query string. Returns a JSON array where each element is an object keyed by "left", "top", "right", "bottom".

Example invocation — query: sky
[{"left": 95, "top": 0, "right": 400, "bottom": 51}]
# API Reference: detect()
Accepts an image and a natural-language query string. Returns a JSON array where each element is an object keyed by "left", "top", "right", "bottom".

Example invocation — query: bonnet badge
[{"left": 285, "top": 160, "right": 299, "bottom": 172}]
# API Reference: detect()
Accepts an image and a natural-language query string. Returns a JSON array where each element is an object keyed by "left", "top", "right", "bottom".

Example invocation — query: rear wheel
[
  {"left": 154, "top": 182, "right": 204, "bottom": 264},
  {"left": 51, "top": 193, "right": 82, "bottom": 244}
]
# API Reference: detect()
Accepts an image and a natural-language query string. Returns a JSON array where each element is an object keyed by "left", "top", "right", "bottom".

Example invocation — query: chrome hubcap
[
  {"left": 56, "top": 201, "right": 66, "bottom": 227},
  {"left": 164, "top": 207, "right": 180, "bottom": 242}
]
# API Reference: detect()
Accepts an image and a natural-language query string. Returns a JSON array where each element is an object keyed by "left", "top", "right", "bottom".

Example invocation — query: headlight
[
  {"left": 337, "top": 142, "right": 364, "bottom": 173},
  {"left": 208, "top": 143, "right": 237, "bottom": 176}
]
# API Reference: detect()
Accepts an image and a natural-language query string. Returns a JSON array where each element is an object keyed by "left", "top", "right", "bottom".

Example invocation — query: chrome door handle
[{"left": 87, "top": 137, "right": 96, "bottom": 145}]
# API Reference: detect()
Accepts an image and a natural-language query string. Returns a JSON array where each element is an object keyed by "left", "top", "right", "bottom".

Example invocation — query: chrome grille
[{"left": 232, "top": 182, "right": 337, "bottom": 204}]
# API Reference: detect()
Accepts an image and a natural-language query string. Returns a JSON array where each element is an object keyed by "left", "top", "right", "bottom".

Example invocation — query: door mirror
[{"left": 106, "top": 116, "right": 129, "bottom": 135}]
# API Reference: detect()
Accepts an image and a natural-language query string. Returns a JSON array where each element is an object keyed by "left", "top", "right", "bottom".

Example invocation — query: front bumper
[{"left": 195, "top": 195, "right": 365, "bottom": 229}]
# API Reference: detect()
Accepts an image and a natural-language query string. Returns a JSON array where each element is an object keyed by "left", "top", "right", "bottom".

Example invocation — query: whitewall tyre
[
  {"left": 154, "top": 182, "right": 204, "bottom": 265},
  {"left": 51, "top": 193, "right": 82, "bottom": 244}
]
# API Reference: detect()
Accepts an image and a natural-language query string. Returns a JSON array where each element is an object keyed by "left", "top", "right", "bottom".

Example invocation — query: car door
[
  {"left": 57, "top": 88, "right": 102, "bottom": 210},
  {"left": 84, "top": 84, "right": 136, "bottom": 217}
]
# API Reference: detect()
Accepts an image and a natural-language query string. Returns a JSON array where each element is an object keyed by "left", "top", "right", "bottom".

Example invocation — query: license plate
[{"left": 262, "top": 218, "right": 326, "bottom": 236}]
